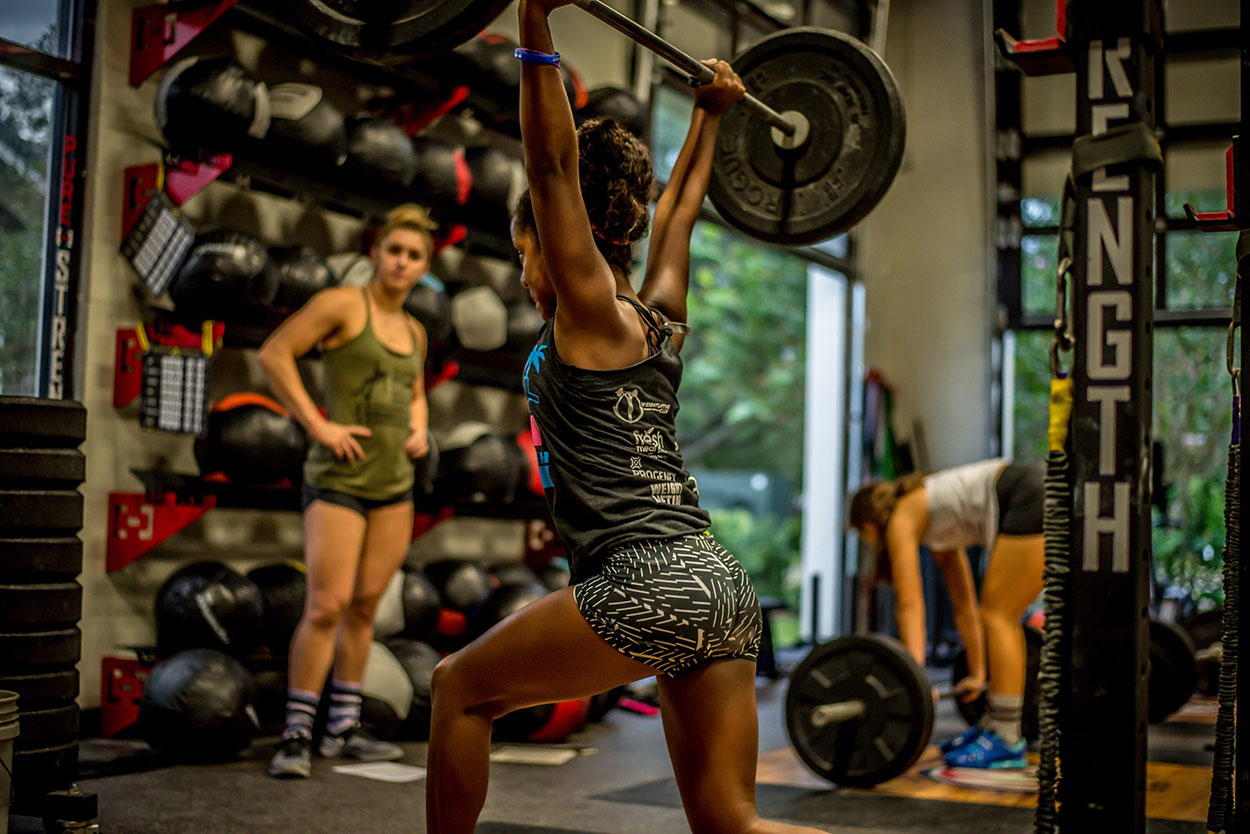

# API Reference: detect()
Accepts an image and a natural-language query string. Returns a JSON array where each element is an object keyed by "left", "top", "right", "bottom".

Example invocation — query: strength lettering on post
[{"left": 1083, "top": 39, "right": 1135, "bottom": 574}]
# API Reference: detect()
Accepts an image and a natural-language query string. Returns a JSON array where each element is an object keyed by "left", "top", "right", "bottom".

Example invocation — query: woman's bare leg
[
  {"left": 427, "top": 587, "right": 657, "bottom": 834},
  {"left": 333, "top": 500, "right": 414, "bottom": 681},
  {"left": 657, "top": 659, "right": 829, "bottom": 834}
]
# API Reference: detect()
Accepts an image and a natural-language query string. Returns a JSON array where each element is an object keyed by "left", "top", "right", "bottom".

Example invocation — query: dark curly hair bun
[{"left": 512, "top": 116, "right": 654, "bottom": 276}]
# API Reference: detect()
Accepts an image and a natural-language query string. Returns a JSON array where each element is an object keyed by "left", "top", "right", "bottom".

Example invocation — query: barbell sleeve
[
  {"left": 810, "top": 699, "right": 867, "bottom": 727},
  {"left": 573, "top": 0, "right": 797, "bottom": 138}
]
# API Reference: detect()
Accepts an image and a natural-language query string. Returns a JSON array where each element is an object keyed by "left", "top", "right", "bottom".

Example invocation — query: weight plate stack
[{"left": 0, "top": 396, "right": 86, "bottom": 800}]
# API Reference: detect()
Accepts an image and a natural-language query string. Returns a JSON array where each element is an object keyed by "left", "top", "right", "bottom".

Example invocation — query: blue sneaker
[
  {"left": 943, "top": 729, "right": 1027, "bottom": 769},
  {"left": 938, "top": 725, "right": 982, "bottom": 755}
]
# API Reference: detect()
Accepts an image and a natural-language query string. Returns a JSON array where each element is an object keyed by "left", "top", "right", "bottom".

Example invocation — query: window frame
[{"left": 0, "top": 0, "right": 96, "bottom": 399}]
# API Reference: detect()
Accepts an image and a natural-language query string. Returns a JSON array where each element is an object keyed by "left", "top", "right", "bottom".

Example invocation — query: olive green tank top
[{"left": 304, "top": 288, "right": 424, "bottom": 499}]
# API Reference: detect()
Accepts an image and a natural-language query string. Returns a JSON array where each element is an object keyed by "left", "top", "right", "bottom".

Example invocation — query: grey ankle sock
[{"left": 986, "top": 693, "right": 1024, "bottom": 745}]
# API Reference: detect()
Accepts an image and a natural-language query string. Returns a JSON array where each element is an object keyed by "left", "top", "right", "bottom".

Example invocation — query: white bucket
[{"left": 0, "top": 714, "right": 17, "bottom": 834}]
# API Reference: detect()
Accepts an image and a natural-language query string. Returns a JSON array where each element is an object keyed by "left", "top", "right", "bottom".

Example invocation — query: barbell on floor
[
  {"left": 286, "top": 0, "right": 905, "bottom": 245},
  {"left": 786, "top": 623, "right": 1202, "bottom": 788}
]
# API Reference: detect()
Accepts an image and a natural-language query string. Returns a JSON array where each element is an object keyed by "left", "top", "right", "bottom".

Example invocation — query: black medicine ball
[
  {"left": 169, "top": 230, "right": 279, "bottom": 322},
  {"left": 342, "top": 115, "right": 418, "bottom": 187},
  {"left": 154, "top": 561, "right": 265, "bottom": 659},
  {"left": 193, "top": 393, "right": 307, "bottom": 485},
  {"left": 156, "top": 56, "right": 270, "bottom": 153},
  {"left": 265, "top": 82, "right": 347, "bottom": 166},
  {"left": 269, "top": 245, "right": 336, "bottom": 313},
  {"left": 139, "top": 648, "right": 259, "bottom": 761},
  {"left": 246, "top": 562, "right": 307, "bottom": 657},
  {"left": 404, "top": 275, "right": 454, "bottom": 360},
  {"left": 583, "top": 86, "right": 650, "bottom": 140},
  {"left": 412, "top": 137, "right": 471, "bottom": 210}
]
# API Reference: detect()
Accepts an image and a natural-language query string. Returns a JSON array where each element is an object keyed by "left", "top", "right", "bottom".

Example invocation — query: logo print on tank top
[
  {"left": 614, "top": 387, "right": 671, "bottom": 423},
  {"left": 522, "top": 344, "right": 548, "bottom": 406},
  {"left": 529, "top": 416, "right": 551, "bottom": 489}
]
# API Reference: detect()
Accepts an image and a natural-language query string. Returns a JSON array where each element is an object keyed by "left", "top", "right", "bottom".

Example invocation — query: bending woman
[
  {"left": 259, "top": 204, "right": 434, "bottom": 778},
  {"left": 848, "top": 458, "right": 1045, "bottom": 769},
  {"left": 425, "top": 2, "right": 829, "bottom": 832}
]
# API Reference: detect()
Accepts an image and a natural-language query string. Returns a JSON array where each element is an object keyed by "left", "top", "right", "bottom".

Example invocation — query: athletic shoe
[
  {"left": 943, "top": 728, "right": 1027, "bottom": 769},
  {"left": 317, "top": 724, "right": 404, "bottom": 762},
  {"left": 268, "top": 735, "right": 312, "bottom": 778},
  {"left": 938, "top": 725, "right": 982, "bottom": 755}
]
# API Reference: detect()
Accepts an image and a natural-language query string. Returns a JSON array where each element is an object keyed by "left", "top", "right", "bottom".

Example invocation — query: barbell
[
  {"left": 286, "top": 0, "right": 906, "bottom": 246},
  {"left": 787, "top": 622, "right": 1202, "bottom": 788}
]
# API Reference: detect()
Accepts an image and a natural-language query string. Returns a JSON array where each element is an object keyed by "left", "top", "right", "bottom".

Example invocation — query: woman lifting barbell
[
  {"left": 424, "top": 2, "right": 829, "bottom": 833},
  {"left": 258, "top": 204, "right": 435, "bottom": 778},
  {"left": 848, "top": 458, "right": 1045, "bottom": 769}
]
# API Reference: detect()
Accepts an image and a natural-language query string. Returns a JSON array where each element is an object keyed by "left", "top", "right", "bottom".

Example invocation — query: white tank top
[{"left": 922, "top": 458, "right": 1008, "bottom": 551}]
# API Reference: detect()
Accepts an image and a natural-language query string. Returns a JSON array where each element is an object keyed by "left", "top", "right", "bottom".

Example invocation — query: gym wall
[
  {"left": 858, "top": 0, "right": 992, "bottom": 470},
  {"left": 73, "top": 0, "right": 635, "bottom": 710}
]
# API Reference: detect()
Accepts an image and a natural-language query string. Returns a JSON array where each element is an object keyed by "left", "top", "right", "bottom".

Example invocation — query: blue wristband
[{"left": 515, "top": 47, "right": 561, "bottom": 66}]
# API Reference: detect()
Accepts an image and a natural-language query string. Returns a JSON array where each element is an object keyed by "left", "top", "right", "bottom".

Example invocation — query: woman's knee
[
  {"left": 303, "top": 593, "right": 351, "bottom": 632},
  {"left": 431, "top": 654, "right": 508, "bottom": 719}
]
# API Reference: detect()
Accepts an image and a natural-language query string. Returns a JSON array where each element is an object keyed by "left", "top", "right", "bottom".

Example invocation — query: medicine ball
[
  {"left": 342, "top": 114, "right": 418, "bottom": 187},
  {"left": 404, "top": 275, "right": 455, "bottom": 361},
  {"left": 412, "top": 137, "right": 471, "bottom": 211},
  {"left": 505, "top": 299, "right": 544, "bottom": 352},
  {"left": 463, "top": 146, "right": 516, "bottom": 228},
  {"left": 359, "top": 641, "right": 413, "bottom": 740},
  {"left": 154, "top": 561, "right": 266, "bottom": 659},
  {"left": 489, "top": 563, "right": 541, "bottom": 590},
  {"left": 456, "top": 34, "right": 519, "bottom": 100},
  {"left": 326, "top": 252, "right": 376, "bottom": 287},
  {"left": 587, "top": 686, "right": 627, "bottom": 723},
  {"left": 450, "top": 285, "right": 509, "bottom": 352},
  {"left": 583, "top": 87, "right": 650, "bottom": 140},
  {"left": 423, "top": 560, "right": 493, "bottom": 614},
  {"left": 246, "top": 561, "right": 307, "bottom": 657},
  {"left": 268, "top": 245, "right": 336, "bottom": 314},
  {"left": 373, "top": 571, "right": 407, "bottom": 641},
  {"left": 400, "top": 569, "right": 442, "bottom": 641},
  {"left": 437, "top": 430, "right": 525, "bottom": 503},
  {"left": 265, "top": 82, "right": 347, "bottom": 167},
  {"left": 138, "top": 648, "right": 259, "bottom": 761},
  {"left": 155, "top": 56, "right": 271, "bottom": 153},
  {"left": 169, "top": 230, "right": 280, "bottom": 322},
  {"left": 469, "top": 581, "right": 546, "bottom": 639},
  {"left": 194, "top": 393, "right": 307, "bottom": 485},
  {"left": 387, "top": 638, "right": 440, "bottom": 740},
  {"left": 535, "top": 559, "right": 571, "bottom": 592}
]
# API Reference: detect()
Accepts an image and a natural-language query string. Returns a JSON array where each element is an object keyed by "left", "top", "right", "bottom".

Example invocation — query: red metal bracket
[
  {"left": 114, "top": 323, "right": 226, "bottom": 408},
  {"left": 165, "top": 153, "right": 233, "bottom": 205},
  {"left": 122, "top": 164, "right": 162, "bottom": 242},
  {"left": 107, "top": 491, "right": 217, "bottom": 572},
  {"left": 994, "top": 1, "right": 1071, "bottom": 76},
  {"left": 130, "top": 0, "right": 241, "bottom": 87},
  {"left": 101, "top": 653, "right": 155, "bottom": 737},
  {"left": 413, "top": 505, "right": 456, "bottom": 540},
  {"left": 425, "top": 359, "right": 460, "bottom": 392},
  {"left": 369, "top": 87, "right": 473, "bottom": 138},
  {"left": 1183, "top": 144, "right": 1240, "bottom": 232}
]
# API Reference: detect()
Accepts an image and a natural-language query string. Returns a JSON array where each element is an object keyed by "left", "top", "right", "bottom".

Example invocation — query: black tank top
[{"left": 522, "top": 296, "right": 710, "bottom": 582}]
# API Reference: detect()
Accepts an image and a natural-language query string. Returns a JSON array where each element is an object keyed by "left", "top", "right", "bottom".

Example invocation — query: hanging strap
[
  {"left": 1207, "top": 244, "right": 1243, "bottom": 834},
  {"left": 1034, "top": 375, "right": 1073, "bottom": 834}
]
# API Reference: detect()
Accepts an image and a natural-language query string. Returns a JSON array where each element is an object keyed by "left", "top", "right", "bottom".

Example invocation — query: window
[
  {"left": 0, "top": 0, "right": 90, "bottom": 398},
  {"left": 0, "top": 65, "right": 56, "bottom": 395},
  {"left": 0, "top": 1, "right": 62, "bottom": 57}
]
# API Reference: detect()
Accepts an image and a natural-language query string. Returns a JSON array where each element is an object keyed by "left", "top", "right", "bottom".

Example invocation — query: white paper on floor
[
  {"left": 490, "top": 746, "right": 579, "bottom": 766},
  {"left": 332, "top": 762, "right": 428, "bottom": 782}
]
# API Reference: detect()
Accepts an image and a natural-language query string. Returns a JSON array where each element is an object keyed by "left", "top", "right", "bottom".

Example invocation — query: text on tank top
[{"left": 522, "top": 296, "right": 710, "bottom": 582}]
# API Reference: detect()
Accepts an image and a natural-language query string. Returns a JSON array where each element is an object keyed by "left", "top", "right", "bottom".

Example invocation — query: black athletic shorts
[
  {"left": 573, "top": 531, "right": 763, "bottom": 677},
  {"left": 301, "top": 484, "right": 413, "bottom": 517},
  {"left": 995, "top": 463, "right": 1044, "bottom": 537}
]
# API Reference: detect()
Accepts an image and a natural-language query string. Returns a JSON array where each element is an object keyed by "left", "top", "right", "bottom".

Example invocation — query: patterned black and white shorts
[{"left": 573, "top": 531, "right": 763, "bottom": 677}]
